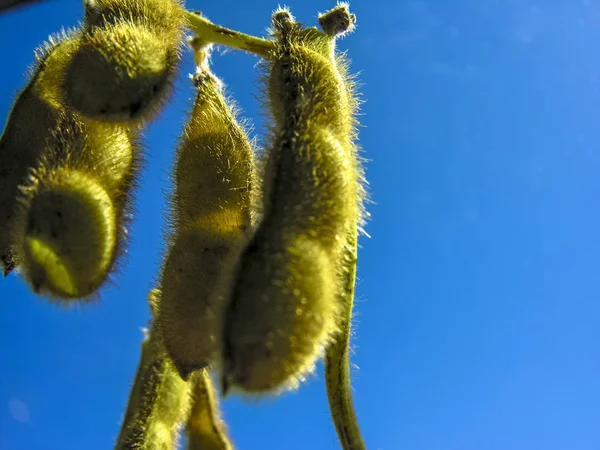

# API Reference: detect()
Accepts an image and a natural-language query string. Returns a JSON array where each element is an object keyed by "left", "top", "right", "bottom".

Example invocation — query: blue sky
[{"left": 2, "top": 0, "right": 600, "bottom": 449}]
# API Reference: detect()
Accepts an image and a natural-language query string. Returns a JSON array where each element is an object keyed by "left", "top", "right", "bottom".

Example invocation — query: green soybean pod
[
  {"left": 115, "top": 310, "right": 191, "bottom": 450},
  {"left": 16, "top": 166, "right": 117, "bottom": 299},
  {"left": 0, "top": 32, "right": 82, "bottom": 275},
  {"left": 222, "top": 5, "right": 363, "bottom": 394},
  {"left": 13, "top": 112, "right": 142, "bottom": 301},
  {"left": 221, "top": 130, "right": 346, "bottom": 393},
  {"left": 318, "top": 7, "right": 368, "bottom": 449},
  {"left": 83, "top": 0, "right": 184, "bottom": 32},
  {"left": 156, "top": 62, "right": 256, "bottom": 380},
  {"left": 186, "top": 369, "right": 234, "bottom": 450},
  {"left": 63, "top": 0, "right": 186, "bottom": 123}
]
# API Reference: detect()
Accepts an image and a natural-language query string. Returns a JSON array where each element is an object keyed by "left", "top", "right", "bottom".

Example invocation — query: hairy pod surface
[
  {"left": 115, "top": 319, "right": 191, "bottom": 450},
  {"left": 186, "top": 369, "right": 233, "bottom": 450},
  {"left": 157, "top": 68, "right": 256, "bottom": 380},
  {"left": 222, "top": 6, "right": 363, "bottom": 394},
  {"left": 18, "top": 168, "right": 116, "bottom": 299},
  {"left": 64, "top": 0, "right": 186, "bottom": 123},
  {"left": 84, "top": 0, "right": 185, "bottom": 32},
  {"left": 172, "top": 71, "right": 256, "bottom": 229},
  {"left": 0, "top": 32, "right": 83, "bottom": 276},
  {"left": 224, "top": 233, "right": 336, "bottom": 392},
  {"left": 158, "top": 229, "right": 246, "bottom": 380},
  {"left": 12, "top": 109, "right": 142, "bottom": 301}
]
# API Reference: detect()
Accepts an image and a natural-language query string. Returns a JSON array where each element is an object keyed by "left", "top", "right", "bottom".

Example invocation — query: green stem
[
  {"left": 184, "top": 11, "right": 275, "bottom": 59},
  {"left": 325, "top": 229, "right": 366, "bottom": 450}
]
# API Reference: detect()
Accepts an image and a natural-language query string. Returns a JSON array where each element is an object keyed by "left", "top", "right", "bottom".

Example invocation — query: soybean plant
[{"left": 2, "top": 2, "right": 367, "bottom": 449}]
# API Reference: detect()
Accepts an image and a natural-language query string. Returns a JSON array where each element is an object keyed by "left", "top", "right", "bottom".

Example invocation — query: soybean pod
[
  {"left": 156, "top": 42, "right": 256, "bottom": 379},
  {"left": 13, "top": 111, "right": 142, "bottom": 301},
  {"left": 63, "top": 0, "right": 186, "bottom": 123},
  {"left": 115, "top": 297, "right": 191, "bottom": 450},
  {"left": 0, "top": 32, "right": 81, "bottom": 276},
  {"left": 222, "top": 5, "right": 363, "bottom": 395}
]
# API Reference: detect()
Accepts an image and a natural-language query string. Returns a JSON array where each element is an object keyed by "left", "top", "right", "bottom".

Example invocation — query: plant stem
[
  {"left": 325, "top": 230, "right": 366, "bottom": 450},
  {"left": 184, "top": 11, "right": 275, "bottom": 59}
]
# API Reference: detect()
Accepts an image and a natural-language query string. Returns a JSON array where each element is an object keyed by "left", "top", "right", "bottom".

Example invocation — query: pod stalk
[
  {"left": 325, "top": 230, "right": 366, "bottom": 450},
  {"left": 184, "top": 11, "right": 275, "bottom": 59}
]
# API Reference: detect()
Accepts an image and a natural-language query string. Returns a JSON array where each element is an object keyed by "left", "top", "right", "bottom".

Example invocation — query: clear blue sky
[{"left": 2, "top": 1, "right": 600, "bottom": 449}]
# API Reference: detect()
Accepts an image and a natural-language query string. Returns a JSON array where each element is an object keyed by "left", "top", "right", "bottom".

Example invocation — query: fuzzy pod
[
  {"left": 63, "top": 0, "right": 186, "bottom": 123},
  {"left": 115, "top": 318, "right": 191, "bottom": 450},
  {"left": 158, "top": 228, "right": 246, "bottom": 380},
  {"left": 156, "top": 68, "right": 256, "bottom": 380},
  {"left": 223, "top": 232, "right": 337, "bottom": 393},
  {"left": 186, "top": 369, "right": 233, "bottom": 450},
  {"left": 222, "top": 6, "right": 363, "bottom": 394},
  {"left": 13, "top": 111, "right": 142, "bottom": 301},
  {"left": 171, "top": 71, "right": 256, "bottom": 229},
  {"left": 0, "top": 32, "right": 82, "bottom": 276},
  {"left": 83, "top": 0, "right": 185, "bottom": 32},
  {"left": 262, "top": 9, "right": 361, "bottom": 224},
  {"left": 17, "top": 167, "right": 116, "bottom": 299}
]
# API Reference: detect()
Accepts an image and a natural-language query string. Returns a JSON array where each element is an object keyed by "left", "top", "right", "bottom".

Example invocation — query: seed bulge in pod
[
  {"left": 0, "top": 33, "right": 82, "bottom": 275},
  {"left": 157, "top": 68, "right": 255, "bottom": 379},
  {"left": 63, "top": 22, "right": 180, "bottom": 122},
  {"left": 221, "top": 7, "right": 361, "bottom": 394},
  {"left": 222, "top": 233, "right": 338, "bottom": 393},
  {"left": 20, "top": 168, "right": 117, "bottom": 300}
]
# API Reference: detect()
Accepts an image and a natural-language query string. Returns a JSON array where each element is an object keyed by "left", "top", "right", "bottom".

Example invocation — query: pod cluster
[
  {"left": 0, "top": 0, "right": 187, "bottom": 300},
  {"left": 0, "top": 31, "right": 140, "bottom": 300},
  {"left": 3, "top": 3, "right": 366, "bottom": 449},
  {"left": 140, "top": 5, "right": 364, "bottom": 447},
  {"left": 149, "top": 4, "right": 362, "bottom": 396}
]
